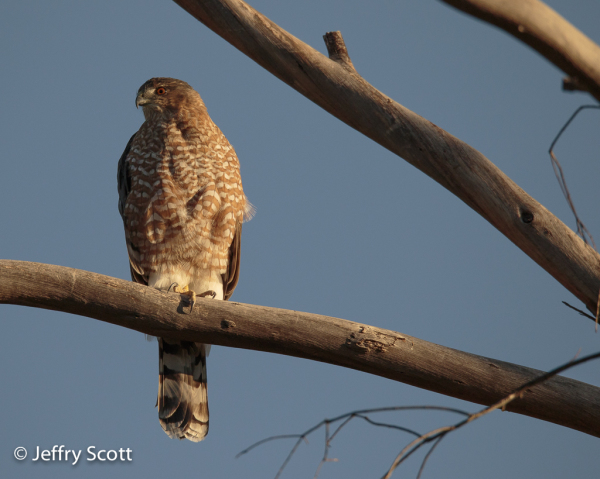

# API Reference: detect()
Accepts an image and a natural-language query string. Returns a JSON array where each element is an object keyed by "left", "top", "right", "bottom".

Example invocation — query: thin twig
[
  {"left": 328, "top": 415, "right": 354, "bottom": 444},
  {"left": 548, "top": 105, "right": 600, "bottom": 249},
  {"left": 356, "top": 414, "right": 421, "bottom": 437},
  {"left": 275, "top": 436, "right": 308, "bottom": 479},
  {"left": 416, "top": 436, "right": 444, "bottom": 479},
  {"left": 562, "top": 301, "right": 596, "bottom": 321},
  {"left": 313, "top": 422, "right": 338, "bottom": 479},
  {"left": 382, "top": 350, "right": 600, "bottom": 479},
  {"left": 383, "top": 425, "right": 452, "bottom": 478},
  {"left": 312, "top": 423, "right": 329, "bottom": 479}
]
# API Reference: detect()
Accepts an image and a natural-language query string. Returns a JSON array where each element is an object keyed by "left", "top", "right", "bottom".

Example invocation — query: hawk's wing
[
  {"left": 117, "top": 133, "right": 148, "bottom": 286},
  {"left": 222, "top": 197, "right": 254, "bottom": 300},
  {"left": 222, "top": 220, "right": 241, "bottom": 301}
]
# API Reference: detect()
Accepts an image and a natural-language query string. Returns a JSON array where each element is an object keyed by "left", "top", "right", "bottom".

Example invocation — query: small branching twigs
[
  {"left": 238, "top": 352, "right": 600, "bottom": 479},
  {"left": 548, "top": 104, "right": 600, "bottom": 249},
  {"left": 549, "top": 104, "right": 600, "bottom": 327},
  {"left": 236, "top": 406, "right": 471, "bottom": 478}
]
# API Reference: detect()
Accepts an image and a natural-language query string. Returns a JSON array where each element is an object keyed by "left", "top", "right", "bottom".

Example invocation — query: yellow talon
[
  {"left": 167, "top": 284, "right": 215, "bottom": 313},
  {"left": 170, "top": 284, "right": 196, "bottom": 313}
]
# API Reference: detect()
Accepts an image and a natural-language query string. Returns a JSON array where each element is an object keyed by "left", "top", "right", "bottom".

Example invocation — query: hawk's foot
[
  {"left": 166, "top": 286, "right": 216, "bottom": 313},
  {"left": 167, "top": 283, "right": 197, "bottom": 313},
  {"left": 198, "top": 290, "right": 217, "bottom": 299}
]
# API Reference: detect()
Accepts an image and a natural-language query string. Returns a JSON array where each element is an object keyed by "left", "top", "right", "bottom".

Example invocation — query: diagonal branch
[
  {"left": 1, "top": 260, "right": 600, "bottom": 437},
  {"left": 172, "top": 0, "right": 600, "bottom": 315},
  {"left": 440, "top": 0, "right": 600, "bottom": 102}
]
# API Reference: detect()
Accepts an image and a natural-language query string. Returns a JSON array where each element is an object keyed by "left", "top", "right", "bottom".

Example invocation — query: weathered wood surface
[
  {"left": 172, "top": 0, "right": 600, "bottom": 315},
  {"left": 1, "top": 260, "right": 599, "bottom": 437},
  {"left": 441, "top": 0, "right": 600, "bottom": 102}
]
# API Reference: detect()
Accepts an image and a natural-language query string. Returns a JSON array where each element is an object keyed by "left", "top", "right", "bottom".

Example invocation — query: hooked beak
[{"left": 135, "top": 92, "right": 150, "bottom": 109}]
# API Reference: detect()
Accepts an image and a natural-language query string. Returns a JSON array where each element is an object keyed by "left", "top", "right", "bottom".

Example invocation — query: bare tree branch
[
  {"left": 172, "top": 0, "right": 600, "bottom": 315},
  {"left": 440, "top": 0, "right": 600, "bottom": 102},
  {"left": 2, "top": 260, "right": 600, "bottom": 437}
]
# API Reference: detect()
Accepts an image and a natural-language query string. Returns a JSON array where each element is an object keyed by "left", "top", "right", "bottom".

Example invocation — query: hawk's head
[{"left": 135, "top": 78, "right": 203, "bottom": 118}]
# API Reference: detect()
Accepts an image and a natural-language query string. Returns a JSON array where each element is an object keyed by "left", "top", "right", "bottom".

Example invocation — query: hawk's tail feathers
[{"left": 158, "top": 339, "right": 208, "bottom": 442}]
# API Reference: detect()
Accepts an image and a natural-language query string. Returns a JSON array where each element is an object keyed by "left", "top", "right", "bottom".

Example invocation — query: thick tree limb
[
  {"left": 1, "top": 260, "right": 599, "bottom": 437},
  {"left": 440, "top": 0, "right": 600, "bottom": 102},
  {"left": 172, "top": 0, "right": 600, "bottom": 315}
]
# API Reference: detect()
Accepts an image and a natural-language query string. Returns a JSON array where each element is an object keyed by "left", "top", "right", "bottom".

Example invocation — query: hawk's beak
[{"left": 135, "top": 93, "right": 148, "bottom": 109}]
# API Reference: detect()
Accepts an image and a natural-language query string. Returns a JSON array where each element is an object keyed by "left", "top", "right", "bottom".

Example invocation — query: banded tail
[{"left": 158, "top": 339, "right": 209, "bottom": 442}]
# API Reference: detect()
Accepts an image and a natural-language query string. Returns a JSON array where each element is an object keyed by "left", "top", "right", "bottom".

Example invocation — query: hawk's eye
[{"left": 156, "top": 87, "right": 167, "bottom": 96}]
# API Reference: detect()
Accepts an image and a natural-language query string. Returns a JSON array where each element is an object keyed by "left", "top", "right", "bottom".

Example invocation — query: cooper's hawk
[{"left": 117, "top": 78, "right": 253, "bottom": 442}]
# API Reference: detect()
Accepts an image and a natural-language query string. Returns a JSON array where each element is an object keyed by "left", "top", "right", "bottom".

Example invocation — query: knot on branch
[
  {"left": 345, "top": 326, "right": 406, "bottom": 353},
  {"left": 221, "top": 319, "right": 236, "bottom": 329},
  {"left": 562, "top": 76, "right": 587, "bottom": 93}
]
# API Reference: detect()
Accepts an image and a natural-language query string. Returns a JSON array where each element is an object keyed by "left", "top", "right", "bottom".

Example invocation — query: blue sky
[{"left": 1, "top": 1, "right": 599, "bottom": 477}]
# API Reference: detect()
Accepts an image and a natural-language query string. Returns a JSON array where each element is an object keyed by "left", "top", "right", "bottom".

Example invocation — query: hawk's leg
[
  {"left": 167, "top": 283, "right": 216, "bottom": 313},
  {"left": 186, "top": 290, "right": 217, "bottom": 312}
]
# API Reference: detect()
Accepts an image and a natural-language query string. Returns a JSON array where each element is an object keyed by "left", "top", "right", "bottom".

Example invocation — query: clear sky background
[{"left": 1, "top": 1, "right": 599, "bottom": 477}]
